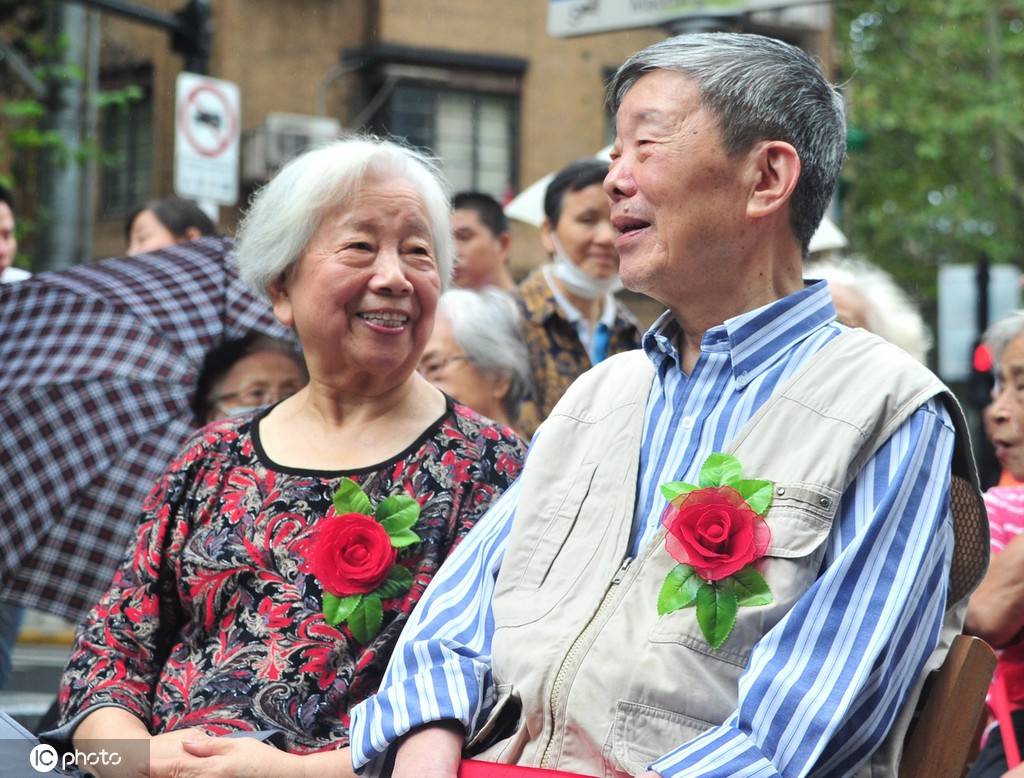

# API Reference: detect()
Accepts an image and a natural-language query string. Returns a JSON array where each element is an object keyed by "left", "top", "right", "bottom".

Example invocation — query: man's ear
[
  {"left": 539, "top": 219, "right": 556, "bottom": 257},
  {"left": 498, "top": 231, "right": 512, "bottom": 264},
  {"left": 746, "top": 141, "right": 801, "bottom": 221},
  {"left": 268, "top": 274, "right": 294, "bottom": 328},
  {"left": 183, "top": 226, "right": 203, "bottom": 242}
]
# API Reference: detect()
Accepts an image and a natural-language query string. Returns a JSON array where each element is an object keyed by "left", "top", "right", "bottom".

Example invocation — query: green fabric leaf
[
  {"left": 728, "top": 567, "right": 775, "bottom": 607},
  {"left": 698, "top": 453, "right": 743, "bottom": 488},
  {"left": 388, "top": 529, "right": 421, "bottom": 549},
  {"left": 333, "top": 478, "right": 371, "bottom": 516},
  {"left": 375, "top": 565, "right": 414, "bottom": 599},
  {"left": 734, "top": 479, "right": 774, "bottom": 515},
  {"left": 657, "top": 564, "right": 703, "bottom": 615},
  {"left": 322, "top": 593, "right": 361, "bottom": 626},
  {"left": 348, "top": 595, "right": 383, "bottom": 644},
  {"left": 377, "top": 495, "right": 419, "bottom": 534},
  {"left": 659, "top": 482, "right": 699, "bottom": 502},
  {"left": 696, "top": 582, "right": 738, "bottom": 650}
]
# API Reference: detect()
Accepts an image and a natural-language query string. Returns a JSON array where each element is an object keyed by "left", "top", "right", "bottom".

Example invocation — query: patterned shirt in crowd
[
  {"left": 515, "top": 266, "right": 641, "bottom": 438},
  {"left": 350, "top": 281, "right": 957, "bottom": 777},
  {"left": 58, "top": 399, "right": 525, "bottom": 752}
]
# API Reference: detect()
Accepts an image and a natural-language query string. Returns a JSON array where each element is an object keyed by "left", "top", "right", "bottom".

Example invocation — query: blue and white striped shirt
[{"left": 350, "top": 281, "right": 955, "bottom": 777}]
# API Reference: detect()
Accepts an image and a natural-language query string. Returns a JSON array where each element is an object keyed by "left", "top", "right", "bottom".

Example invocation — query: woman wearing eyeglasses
[
  {"left": 53, "top": 138, "right": 527, "bottom": 778},
  {"left": 192, "top": 333, "right": 307, "bottom": 423}
]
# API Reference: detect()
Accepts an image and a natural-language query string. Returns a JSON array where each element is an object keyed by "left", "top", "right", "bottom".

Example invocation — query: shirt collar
[
  {"left": 541, "top": 265, "right": 616, "bottom": 329},
  {"left": 642, "top": 280, "right": 836, "bottom": 387}
]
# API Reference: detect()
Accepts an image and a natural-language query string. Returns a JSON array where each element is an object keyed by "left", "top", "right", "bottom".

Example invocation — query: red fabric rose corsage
[
  {"left": 657, "top": 453, "right": 774, "bottom": 649},
  {"left": 306, "top": 478, "right": 420, "bottom": 644}
]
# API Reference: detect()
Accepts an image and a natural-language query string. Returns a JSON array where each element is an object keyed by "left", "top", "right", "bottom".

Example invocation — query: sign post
[{"left": 174, "top": 72, "right": 241, "bottom": 220}]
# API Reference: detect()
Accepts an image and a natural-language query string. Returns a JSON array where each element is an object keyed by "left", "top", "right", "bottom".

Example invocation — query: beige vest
[{"left": 472, "top": 330, "right": 988, "bottom": 778}]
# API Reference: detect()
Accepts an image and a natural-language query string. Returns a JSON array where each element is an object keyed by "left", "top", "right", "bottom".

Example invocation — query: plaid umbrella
[{"left": 0, "top": 236, "right": 297, "bottom": 622}]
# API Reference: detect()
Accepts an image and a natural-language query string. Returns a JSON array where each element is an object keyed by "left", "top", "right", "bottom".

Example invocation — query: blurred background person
[
  {"left": 967, "top": 310, "right": 1024, "bottom": 778},
  {"left": 125, "top": 195, "right": 218, "bottom": 256},
  {"left": 419, "top": 287, "right": 531, "bottom": 431},
  {"left": 52, "top": 137, "right": 526, "bottom": 777},
  {"left": 516, "top": 159, "right": 641, "bottom": 437},
  {"left": 191, "top": 333, "right": 307, "bottom": 425},
  {"left": 0, "top": 186, "right": 29, "bottom": 284},
  {"left": 451, "top": 191, "right": 515, "bottom": 292},
  {"left": 805, "top": 255, "right": 933, "bottom": 363}
]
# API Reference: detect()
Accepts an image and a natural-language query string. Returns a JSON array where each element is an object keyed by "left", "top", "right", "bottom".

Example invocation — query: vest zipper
[{"left": 539, "top": 556, "right": 633, "bottom": 768}]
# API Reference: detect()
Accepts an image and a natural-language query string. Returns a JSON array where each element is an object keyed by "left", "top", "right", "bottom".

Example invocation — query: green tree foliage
[{"left": 835, "top": 0, "right": 1024, "bottom": 304}]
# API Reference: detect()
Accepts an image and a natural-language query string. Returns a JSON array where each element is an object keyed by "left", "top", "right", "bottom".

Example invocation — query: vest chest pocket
[
  {"left": 495, "top": 462, "right": 601, "bottom": 624},
  {"left": 647, "top": 482, "right": 838, "bottom": 665}
]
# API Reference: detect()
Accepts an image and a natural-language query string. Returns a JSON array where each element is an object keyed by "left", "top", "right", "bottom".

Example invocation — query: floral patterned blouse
[{"left": 58, "top": 399, "right": 526, "bottom": 753}]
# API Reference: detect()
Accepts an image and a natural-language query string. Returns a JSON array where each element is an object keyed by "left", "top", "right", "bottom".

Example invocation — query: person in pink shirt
[{"left": 968, "top": 310, "right": 1024, "bottom": 777}]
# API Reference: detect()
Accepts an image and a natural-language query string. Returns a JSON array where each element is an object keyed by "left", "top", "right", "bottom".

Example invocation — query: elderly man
[{"left": 350, "top": 33, "right": 987, "bottom": 777}]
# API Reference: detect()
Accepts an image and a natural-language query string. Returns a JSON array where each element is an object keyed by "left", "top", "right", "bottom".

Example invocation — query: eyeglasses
[
  {"left": 209, "top": 383, "right": 302, "bottom": 410},
  {"left": 418, "top": 355, "right": 471, "bottom": 381}
]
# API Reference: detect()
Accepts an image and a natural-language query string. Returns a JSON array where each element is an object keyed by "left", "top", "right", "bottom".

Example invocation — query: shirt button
[{"left": 681, "top": 415, "right": 695, "bottom": 430}]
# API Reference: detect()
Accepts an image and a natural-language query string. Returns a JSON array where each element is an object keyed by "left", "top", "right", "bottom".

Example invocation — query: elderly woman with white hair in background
[
  {"left": 52, "top": 137, "right": 527, "bottom": 777},
  {"left": 805, "top": 255, "right": 933, "bottom": 363},
  {"left": 419, "top": 287, "right": 532, "bottom": 431}
]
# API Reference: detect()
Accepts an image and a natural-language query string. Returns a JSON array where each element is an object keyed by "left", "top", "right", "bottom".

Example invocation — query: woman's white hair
[
  {"left": 984, "top": 311, "right": 1024, "bottom": 372},
  {"left": 805, "top": 255, "right": 933, "bottom": 363},
  {"left": 439, "top": 287, "right": 532, "bottom": 423},
  {"left": 236, "top": 135, "right": 454, "bottom": 297}
]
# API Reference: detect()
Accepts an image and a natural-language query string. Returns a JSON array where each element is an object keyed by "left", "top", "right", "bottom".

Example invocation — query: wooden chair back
[{"left": 900, "top": 634, "right": 997, "bottom": 778}]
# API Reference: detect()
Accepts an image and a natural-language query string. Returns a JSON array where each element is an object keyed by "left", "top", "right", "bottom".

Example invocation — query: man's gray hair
[
  {"left": 984, "top": 311, "right": 1024, "bottom": 372},
  {"left": 439, "top": 287, "right": 531, "bottom": 423},
  {"left": 608, "top": 32, "right": 847, "bottom": 255},
  {"left": 236, "top": 136, "right": 454, "bottom": 297}
]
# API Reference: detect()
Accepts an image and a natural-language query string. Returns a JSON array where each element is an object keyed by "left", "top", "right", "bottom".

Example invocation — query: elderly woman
[
  {"left": 968, "top": 311, "right": 1024, "bottom": 778},
  {"left": 516, "top": 159, "right": 641, "bottom": 437},
  {"left": 55, "top": 138, "right": 527, "bottom": 777},
  {"left": 804, "top": 255, "right": 933, "bottom": 363},
  {"left": 418, "top": 287, "right": 531, "bottom": 430}
]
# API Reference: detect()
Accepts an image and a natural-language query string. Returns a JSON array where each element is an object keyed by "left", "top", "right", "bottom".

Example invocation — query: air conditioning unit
[{"left": 242, "top": 113, "right": 343, "bottom": 182}]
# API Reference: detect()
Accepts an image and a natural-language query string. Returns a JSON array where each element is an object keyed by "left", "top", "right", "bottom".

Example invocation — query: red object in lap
[{"left": 458, "top": 760, "right": 592, "bottom": 777}]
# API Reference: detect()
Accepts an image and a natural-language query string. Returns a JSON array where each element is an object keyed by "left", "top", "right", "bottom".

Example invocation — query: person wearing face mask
[
  {"left": 516, "top": 159, "right": 641, "bottom": 437},
  {"left": 191, "top": 333, "right": 308, "bottom": 424}
]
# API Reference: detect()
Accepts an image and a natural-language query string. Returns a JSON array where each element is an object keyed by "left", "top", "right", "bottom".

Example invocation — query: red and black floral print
[{"left": 58, "top": 399, "right": 525, "bottom": 753}]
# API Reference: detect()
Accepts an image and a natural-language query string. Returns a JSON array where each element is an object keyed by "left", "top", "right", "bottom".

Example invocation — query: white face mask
[{"left": 549, "top": 234, "right": 623, "bottom": 300}]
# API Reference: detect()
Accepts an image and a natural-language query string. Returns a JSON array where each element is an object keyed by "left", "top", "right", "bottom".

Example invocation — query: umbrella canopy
[
  {"left": 0, "top": 236, "right": 297, "bottom": 622},
  {"left": 503, "top": 146, "right": 847, "bottom": 253}
]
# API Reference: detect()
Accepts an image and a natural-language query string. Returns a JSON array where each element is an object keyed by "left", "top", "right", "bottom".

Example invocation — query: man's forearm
[{"left": 392, "top": 721, "right": 465, "bottom": 778}]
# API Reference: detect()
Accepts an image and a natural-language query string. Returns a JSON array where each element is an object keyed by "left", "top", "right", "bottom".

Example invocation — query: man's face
[
  {"left": 452, "top": 208, "right": 508, "bottom": 289},
  {"left": 605, "top": 70, "right": 749, "bottom": 304},
  {"left": 0, "top": 202, "right": 17, "bottom": 272}
]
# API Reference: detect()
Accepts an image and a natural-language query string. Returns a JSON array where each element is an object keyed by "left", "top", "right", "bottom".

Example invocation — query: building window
[
  {"left": 387, "top": 85, "right": 517, "bottom": 201},
  {"left": 101, "top": 93, "right": 153, "bottom": 215}
]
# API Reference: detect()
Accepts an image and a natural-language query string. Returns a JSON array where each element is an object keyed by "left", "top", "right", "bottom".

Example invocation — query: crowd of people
[{"left": 0, "top": 29, "right": 1020, "bottom": 778}]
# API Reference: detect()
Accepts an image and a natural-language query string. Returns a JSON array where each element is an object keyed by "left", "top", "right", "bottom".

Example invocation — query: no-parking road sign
[{"left": 175, "top": 72, "right": 240, "bottom": 205}]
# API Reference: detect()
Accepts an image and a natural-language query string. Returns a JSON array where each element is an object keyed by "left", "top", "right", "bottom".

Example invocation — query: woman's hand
[
  {"left": 150, "top": 735, "right": 357, "bottom": 778},
  {"left": 392, "top": 721, "right": 465, "bottom": 778}
]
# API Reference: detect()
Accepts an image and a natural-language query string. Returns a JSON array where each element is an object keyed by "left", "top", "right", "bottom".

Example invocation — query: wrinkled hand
[
  {"left": 149, "top": 734, "right": 300, "bottom": 778},
  {"left": 1002, "top": 764, "right": 1024, "bottom": 778}
]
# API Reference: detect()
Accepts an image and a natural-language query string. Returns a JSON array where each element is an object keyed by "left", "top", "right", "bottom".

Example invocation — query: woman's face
[
  {"left": 207, "top": 350, "right": 306, "bottom": 422},
  {"left": 127, "top": 209, "right": 179, "bottom": 255},
  {"left": 271, "top": 176, "right": 442, "bottom": 387},
  {"left": 542, "top": 183, "right": 619, "bottom": 280},
  {"left": 418, "top": 311, "right": 509, "bottom": 424},
  {"left": 989, "top": 333, "right": 1024, "bottom": 480}
]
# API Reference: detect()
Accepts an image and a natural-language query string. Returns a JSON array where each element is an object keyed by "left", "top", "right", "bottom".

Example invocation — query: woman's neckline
[{"left": 249, "top": 395, "right": 455, "bottom": 478}]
